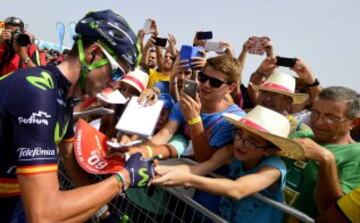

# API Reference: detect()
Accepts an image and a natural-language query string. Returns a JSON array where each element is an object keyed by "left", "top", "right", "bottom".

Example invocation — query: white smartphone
[
  {"left": 143, "top": 19, "right": 152, "bottom": 34},
  {"left": 204, "top": 41, "right": 223, "bottom": 53}
]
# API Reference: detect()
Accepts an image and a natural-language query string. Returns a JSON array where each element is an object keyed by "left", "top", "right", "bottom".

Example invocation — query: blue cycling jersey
[{"left": 0, "top": 65, "right": 74, "bottom": 220}]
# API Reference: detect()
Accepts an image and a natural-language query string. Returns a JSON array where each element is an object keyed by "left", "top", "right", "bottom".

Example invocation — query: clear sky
[{"left": 2, "top": 0, "right": 359, "bottom": 90}]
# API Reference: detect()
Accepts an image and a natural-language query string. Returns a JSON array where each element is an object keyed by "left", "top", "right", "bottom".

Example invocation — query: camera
[{"left": 7, "top": 30, "right": 31, "bottom": 47}]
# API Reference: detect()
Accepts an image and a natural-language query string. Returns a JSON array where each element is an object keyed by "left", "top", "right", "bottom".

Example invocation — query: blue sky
[{"left": 2, "top": 0, "right": 359, "bottom": 90}]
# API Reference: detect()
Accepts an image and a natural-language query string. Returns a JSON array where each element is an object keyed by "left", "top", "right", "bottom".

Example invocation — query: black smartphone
[
  {"left": 196, "top": 31, "right": 213, "bottom": 40},
  {"left": 154, "top": 37, "right": 167, "bottom": 47},
  {"left": 183, "top": 79, "right": 198, "bottom": 99},
  {"left": 276, "top": 56, "right": 297, "bottom": 67}
]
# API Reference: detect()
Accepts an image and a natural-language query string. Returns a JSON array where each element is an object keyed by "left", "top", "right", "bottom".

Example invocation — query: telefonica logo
[
  {"left": 17, "top": 147, "right": 55, "bottom": 159},
  {"left": 18, "top": 111, "right": 51, "bottom": 126}
]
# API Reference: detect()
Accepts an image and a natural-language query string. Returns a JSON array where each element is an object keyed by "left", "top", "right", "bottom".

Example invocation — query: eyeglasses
[
  {"left": 198, "top": 71, "right": 230, "bottom": 88},
  {"left": 98, "top": 44, "right": 126, "bottom": 81},
  {"left": 310, "top": 110, "right": 349, "bottom": 125},
  {"left": 234, "top": 130, "right": 269, "bottom": 150}
]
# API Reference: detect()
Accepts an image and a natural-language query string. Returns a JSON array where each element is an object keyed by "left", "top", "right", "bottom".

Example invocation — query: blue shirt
[
  {"left": 169, "top": 103, "right": 246, "bottom": 214},
  {"left": 219, "top": 156, "right": 287, "bottom": 223}
]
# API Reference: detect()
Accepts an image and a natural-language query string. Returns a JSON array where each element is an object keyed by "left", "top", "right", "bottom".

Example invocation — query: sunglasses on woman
[{"left": 198, "top": 71, "right": 231, "bottom": 88}]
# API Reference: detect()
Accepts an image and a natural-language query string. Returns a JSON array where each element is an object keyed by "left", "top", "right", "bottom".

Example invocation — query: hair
[
  {"left": 319, "top": 86, "right": 360, "bottom": 119},
  {"left": 205, "top": 55, "right": 242, "bottom": 84}
]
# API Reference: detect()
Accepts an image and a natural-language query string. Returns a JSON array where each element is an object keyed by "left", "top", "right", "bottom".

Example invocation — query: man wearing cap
[
  {"left": 0, "top": 16, "right": 46, "bottom": 76},
  {"left": 153, "top": 106, "right": 305, "bottom": 223},
  {"left": 0, "top": 10, "right": 154, "bottom": 222},
  {"left": 284, "top": 86, "right": 360, "bottom": 221}
]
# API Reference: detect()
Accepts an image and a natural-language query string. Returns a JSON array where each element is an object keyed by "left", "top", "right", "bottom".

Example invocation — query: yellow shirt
[
  {"left": 147, "top": 69, "right": 170, "bottom": 88},
  {"left": 338, "top": 186, "right": 360, "bottom": 223}
]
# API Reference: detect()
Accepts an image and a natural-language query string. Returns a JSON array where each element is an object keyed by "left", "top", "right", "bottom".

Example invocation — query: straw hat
[
  {"left": 120, "top": 68, "right": 149, "bottom": 93},
  {"left": 254, "top": 72, "right": 309, "bottom": 104},
  {"left": 223, "top": 105, "right": 305, "bottom": 160}
]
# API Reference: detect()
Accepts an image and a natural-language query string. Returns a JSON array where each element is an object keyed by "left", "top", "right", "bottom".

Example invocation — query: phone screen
[
  {"left": 154, "top": 37, "right": 167, "bottom": 47},
  {"left": 183, "top": 80, "right": 198, "bottom": 99},
  {"left": 276, "top": 56, "right": 297, "bottom": 67}
]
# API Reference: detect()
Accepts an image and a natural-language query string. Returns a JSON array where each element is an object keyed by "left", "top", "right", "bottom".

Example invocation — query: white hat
[
  {"left": 224, "top": 105, "right": 305, "bottom": 160},
  {"left": 254, "top": 72, "right": 309, "bottom": 104},
  {"left": 120, "top": 68, "right": 149, "bottom": 93}
]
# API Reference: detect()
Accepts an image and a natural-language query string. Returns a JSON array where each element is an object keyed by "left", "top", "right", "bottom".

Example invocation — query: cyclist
[{"left": 0, "top": 10, "right": 154, "bottom": 222}]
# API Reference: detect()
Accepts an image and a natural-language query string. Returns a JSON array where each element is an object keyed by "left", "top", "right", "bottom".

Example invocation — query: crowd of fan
[{"left": 1, "top": 14, "right": 360, "bottom": 223}]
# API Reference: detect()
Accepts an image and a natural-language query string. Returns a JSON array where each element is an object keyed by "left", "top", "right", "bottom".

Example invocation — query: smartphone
[
  {"left": 180, "top": 45, "right": 193, "bottom": 66},
  {"left": 204, "top": 41, "right": 222, "bottom": 52},
  {"left": 276, "top": 56, "right": 297, "bottom": 67},
  {"left": 196, "top": 31, "right": 213, "bottom": 40},
  {"left": 143, "top": 19, "right": 152, "bottom": 34},
  {"left": 183, "top": 79, "right": 199, "bottom": 99},
  {"left": 154, "top": 37, "right": 167, "bottom": 47},
  {"left": 191, "top": 46, "right": 204, "bottom": 58},
  {"left": 248, "top": 36, "right": 265, "bottom": 55}
]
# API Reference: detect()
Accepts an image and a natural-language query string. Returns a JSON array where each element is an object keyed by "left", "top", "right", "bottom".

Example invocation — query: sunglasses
[
  {"left": 198, "top": 71, "right": 230, "bottom": 88},
  {"left": 98, "top": 44, "right": 126, "bottom": 81}
]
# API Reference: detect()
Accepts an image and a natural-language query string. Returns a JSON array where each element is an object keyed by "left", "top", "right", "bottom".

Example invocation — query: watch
[
  {"left": 306, "top": 78, "right": 320, "bottom": 87},
  {"left": 24, "top": 57, "right": 31, "bottom": 64}
]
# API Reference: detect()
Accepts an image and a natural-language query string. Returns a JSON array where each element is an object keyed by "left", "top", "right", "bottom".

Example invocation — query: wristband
[
  {"left": 187, "top": 116, "right": 201, "bottom": 125},
  {"left": 144, "top": 145, "right": 153, "bottom": 158},
  {"left": 114, "top": 172, "right": 127, "bottom": 191},
  {"left": 306, "top": 78, "right": 320, "bottom": 87}
]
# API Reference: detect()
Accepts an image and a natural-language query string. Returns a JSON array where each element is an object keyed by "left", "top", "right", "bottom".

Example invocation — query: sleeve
[
  {"left": 208, "top": 118, "right": 236, "bottom": 148},
  {"left": 259, "top": 156, "right": 287, "bottom": 192},
  {"left": 168, "top": 134, "right": 189, "bottom": 158},
  {"left": 168, "top": 103, "right": 185, "bottom": 125},
  {"left": 6, "top": 72, "right": 59, "bottom": 175},
  {"left": 336, "top": 187, "right": 360, "bottom": 223}
]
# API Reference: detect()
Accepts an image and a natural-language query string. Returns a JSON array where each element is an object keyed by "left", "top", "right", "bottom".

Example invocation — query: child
[{"left": 153, "top": 105, "right": 305, "bottom": 223}]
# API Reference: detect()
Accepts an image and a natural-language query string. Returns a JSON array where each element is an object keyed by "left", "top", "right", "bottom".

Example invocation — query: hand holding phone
[{"left": 275, "top": 56, "right": 297, "bottom": 68}]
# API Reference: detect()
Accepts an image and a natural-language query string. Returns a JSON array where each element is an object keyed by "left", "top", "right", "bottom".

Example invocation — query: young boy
[{"left": 153, "top": 105, "right": 305, "bottom": 223}]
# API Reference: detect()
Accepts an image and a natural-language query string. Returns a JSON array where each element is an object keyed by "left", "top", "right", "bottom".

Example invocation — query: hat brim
[
  {"left": 224, "top": 114, "right": 305, "bottom": 160},
  {"left": 254, "top": 85, "right": 309, "bottom": 104},
  {"left": 120, "top": 79, "right": 142, "bottom": 94}
]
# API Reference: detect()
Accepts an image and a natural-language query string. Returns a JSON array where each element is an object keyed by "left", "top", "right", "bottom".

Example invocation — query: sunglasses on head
[{"left": 198, "top": 71, "right": 230, "bottom": 88}]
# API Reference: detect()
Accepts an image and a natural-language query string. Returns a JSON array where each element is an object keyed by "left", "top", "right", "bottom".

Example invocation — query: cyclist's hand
[{"left": 125, "top": 153, "right": 155, "bottom": 187}]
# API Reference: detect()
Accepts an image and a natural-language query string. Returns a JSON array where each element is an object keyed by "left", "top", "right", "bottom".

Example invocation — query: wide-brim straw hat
[
  {"left": 224, "top": 105, "right": 305, "bottom": 160},
  {"left": 253, "top": 72, "right": 309, "bottom": 104}
]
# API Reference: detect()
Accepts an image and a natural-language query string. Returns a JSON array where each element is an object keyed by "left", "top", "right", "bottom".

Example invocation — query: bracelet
[
  {"left": 144, "top": 145, "right": 153, "bottom": 158},
  {"left": 306, "top": 78, "right": 320, "bottom": 87},
  {"left": 187, "top": 116, "right": 201, "bottom": 125},
  {"left": 114, "top": 172, "right": 127, "bottom": 191}
]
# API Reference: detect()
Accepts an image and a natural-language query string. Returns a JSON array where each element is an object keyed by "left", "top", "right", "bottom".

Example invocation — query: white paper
[
  {"left": 96, "top": 90, "right": 127, "bottom": 104},
  {"left": 115, "top": 96, "right": 164, "bottom": 138}
]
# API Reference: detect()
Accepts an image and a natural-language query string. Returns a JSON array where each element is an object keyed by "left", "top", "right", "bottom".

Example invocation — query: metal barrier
[
  {"left": 58, "top": 160, "right": 227, "bottom": 223},
  {"left": 59, "top": 158, "right": 315, "bottom": 223},
  {"left": 180, "top": 158, "right": 315, "bottom": 223}
]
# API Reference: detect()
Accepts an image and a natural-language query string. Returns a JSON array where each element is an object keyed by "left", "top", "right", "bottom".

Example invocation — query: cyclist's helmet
[
  {"left": 75, "top": 10, "right": 139, "bottom": 71},
  {"left": 4, "top": 17, "right": 24, "bottom": 31}
]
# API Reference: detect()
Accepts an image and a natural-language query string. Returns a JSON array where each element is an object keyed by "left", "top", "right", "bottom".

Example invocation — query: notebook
[{"left": 115, "top": 96, "right": 164, "bottom": 138}]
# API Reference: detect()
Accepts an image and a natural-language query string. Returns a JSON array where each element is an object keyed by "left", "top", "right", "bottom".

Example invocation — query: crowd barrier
[{"left": 58, "top": 158, "right": 315, "bottom": 223}]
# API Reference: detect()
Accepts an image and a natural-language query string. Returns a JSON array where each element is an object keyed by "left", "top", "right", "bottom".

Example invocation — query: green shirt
[{"left": 284, "top": 130, "right": 360, "bottom": 217}]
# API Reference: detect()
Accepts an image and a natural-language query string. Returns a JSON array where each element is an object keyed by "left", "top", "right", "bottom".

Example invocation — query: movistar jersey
[{"left": 0, "top": 65, "right": 74, "bottom": 201}]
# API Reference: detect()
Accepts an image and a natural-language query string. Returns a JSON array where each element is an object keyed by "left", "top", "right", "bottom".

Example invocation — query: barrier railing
[{"left": 59, "top": 158, "right": 315, "bottom": 223}]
